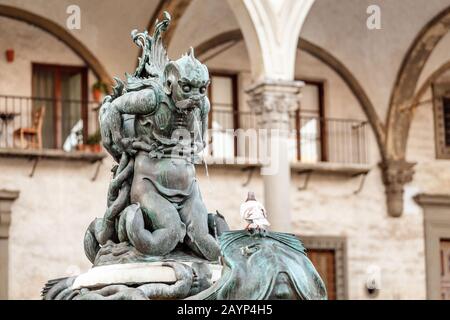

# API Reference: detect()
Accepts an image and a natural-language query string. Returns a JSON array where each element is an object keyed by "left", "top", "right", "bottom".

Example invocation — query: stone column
[
  {"left": 247, "top": 80, "right": 303, "bottom": 232},
  {"left": 0, "top": 189, "right": 19, "bottom": 300},
  {"left": 379, "top": 159, "right": 415, "bottom": 217}
]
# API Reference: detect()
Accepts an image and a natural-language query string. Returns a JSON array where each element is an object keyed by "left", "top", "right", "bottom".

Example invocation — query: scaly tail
[
  {"left": 83, "top": 152, "right": 134, "bottom": 264},
  {"left": 84, "top": 219, "right": 101, "bottom": 264}
]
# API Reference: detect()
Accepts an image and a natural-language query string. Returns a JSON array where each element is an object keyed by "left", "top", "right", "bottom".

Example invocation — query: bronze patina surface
[{"left": 42, "top": 12, "right": 326, "bottom": 300}]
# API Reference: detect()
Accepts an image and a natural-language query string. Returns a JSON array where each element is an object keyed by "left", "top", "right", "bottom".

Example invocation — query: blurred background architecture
[{"left": 1, "top": 0, "right": 450, "bottom": 300}]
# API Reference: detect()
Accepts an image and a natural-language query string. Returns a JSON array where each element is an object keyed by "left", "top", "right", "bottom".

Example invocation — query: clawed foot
[{"left": 162, "top": 261, "right": 193, "bottom": 285}]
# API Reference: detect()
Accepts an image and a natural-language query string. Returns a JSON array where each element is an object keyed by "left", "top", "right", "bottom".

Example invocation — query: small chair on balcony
[{"left": 13, "top": 106, "right": 45, "bottom": 149}]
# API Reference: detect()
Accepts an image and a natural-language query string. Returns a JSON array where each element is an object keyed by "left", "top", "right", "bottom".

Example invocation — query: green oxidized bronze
[
  {"left": 85, "top": 11, "right": 220, "bottom": 264},
  {"left": 189, "top": 231, "right": 327, "bottom": 300},
  {"left": 42, "top": 11, "right": 327, "bottom": 300}
]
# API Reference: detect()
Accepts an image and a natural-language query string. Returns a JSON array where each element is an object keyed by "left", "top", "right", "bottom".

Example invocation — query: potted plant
[
  {"left": 92, "top": 81, "right": 108, "bottom": 102},
  {"left": 85, "top": 130, "right": 102, "bottom": 152}
]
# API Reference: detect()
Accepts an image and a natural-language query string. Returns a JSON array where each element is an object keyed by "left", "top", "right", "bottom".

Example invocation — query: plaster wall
[
  {"left": 2, "top": 0, "right": 450, "bottom": 300},
  {"left": 0, "top": 157, "right": 113, "bottom": 299},
  {"left": 0, "top": 0, "right": 159, "bottom": 79},
  {"left": 0, "top": 16, "right": 86, "bottom": 97},
  {"left": 301, "top": 0, "right": 450, "bottom": 121}
]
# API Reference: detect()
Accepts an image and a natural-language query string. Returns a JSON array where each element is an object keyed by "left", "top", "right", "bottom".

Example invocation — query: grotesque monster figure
[
  {"left": 42, "top": 12, "right": 328, "bottom": 301},
  {"left": 84, "top": 12, "right": 221, "bottom": 265}
]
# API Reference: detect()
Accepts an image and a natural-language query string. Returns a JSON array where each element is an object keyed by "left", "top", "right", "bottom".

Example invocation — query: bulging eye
[
  {"left": 182, "top": 85, "right": 191, "bottom": 93},
  {"left": 200, "top": 86, "right": 206, "bottom": 94}
]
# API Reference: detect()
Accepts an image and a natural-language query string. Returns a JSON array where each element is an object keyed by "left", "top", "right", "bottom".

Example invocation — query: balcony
[
  {"left": 0, "top": 95, "right": 370, "bottom": 174},
  {"left": 0, "top": 95, "right": 104, "bottom": 162},
  {"left": 205, "top": 109, "right": 370, "bottom": 175}
]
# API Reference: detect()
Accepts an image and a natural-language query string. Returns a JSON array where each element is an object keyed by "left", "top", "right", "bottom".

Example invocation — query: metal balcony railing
[
  {"left": 0, "top": 95, "right": 100, "bottom": 152},
  {"left": 290, "top": 111, "right": 369, "bottom": 165},
  {"left": 0, "top": 95, "right": 369, "bottom": 165},
  {"left": 206, "top": 109, "right": 369, "bottom": 165}
]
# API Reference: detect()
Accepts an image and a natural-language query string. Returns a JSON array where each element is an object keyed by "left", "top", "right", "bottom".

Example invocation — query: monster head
[{"left": 164, "top": 47, "right": 210, "bottom": 113}]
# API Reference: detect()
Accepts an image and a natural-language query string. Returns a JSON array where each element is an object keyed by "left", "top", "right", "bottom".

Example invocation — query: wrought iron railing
[
  {"left": 0, "top": 95, "right": 101, "bottom": 151},
  {"left": 0, "top": 95, "right": 369, "bottom": 164},
  {"left": 206, "top": 109, "right": 369, "bottom": 165},
  {"left": 290, "top": 111, "right": 369, "bottom": 165}
]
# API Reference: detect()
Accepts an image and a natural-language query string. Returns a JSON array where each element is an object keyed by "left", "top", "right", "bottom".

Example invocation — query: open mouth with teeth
[{"left": 175, "top": 97, "right": 202, "bottom": 112}]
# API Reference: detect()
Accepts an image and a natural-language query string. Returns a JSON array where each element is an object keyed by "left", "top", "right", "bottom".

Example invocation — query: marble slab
[{"left": 72, "top": 262, "right": 222, "bottom": 290}]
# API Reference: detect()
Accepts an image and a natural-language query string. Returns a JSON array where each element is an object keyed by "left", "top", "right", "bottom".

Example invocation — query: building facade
[{"left": 1, "top": 0, "right": 450, "bottom": 300}]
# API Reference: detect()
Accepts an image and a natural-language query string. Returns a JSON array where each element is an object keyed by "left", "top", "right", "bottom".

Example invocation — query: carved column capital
[
  {"left": 379, "top": 160, "right": 416, "bottom": 217},
  {"left": 246, "top": 80, "right": 304, "bottom": 130},
  {"left": 0, "top": 190, "right": 19, "bottom": 239}
]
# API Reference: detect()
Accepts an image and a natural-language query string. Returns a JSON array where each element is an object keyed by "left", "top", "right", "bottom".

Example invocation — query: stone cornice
[
  {"left": 414, "top": 193, "right": 450, "bottom": 207},
  {"left": 0, "top": 190, "right": 19, "bottom": 201},
  {"left": 0, "top": 148, "right": 105, "bottom": 162}
]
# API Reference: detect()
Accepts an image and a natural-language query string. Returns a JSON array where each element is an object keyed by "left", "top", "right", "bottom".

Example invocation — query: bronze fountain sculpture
[{"left": 42, "top": 12, "right": 327, "bottom": 300}]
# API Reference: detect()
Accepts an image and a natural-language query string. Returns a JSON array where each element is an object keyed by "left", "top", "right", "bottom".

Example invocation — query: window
[
  {"left": 443, "top": 98, "right": 450, "bottom": 146},
  {"left": 432, "top": 83, "right": 450, "bottom": 159},
  {"left": 32, "top": 64, "right": 88, "bottom": 149},
  {"left": 206, "top": 73, "right": 238, "bottom": 158},
  {"left": 291, "top": 80, "right": 326, "bottom": 163}
]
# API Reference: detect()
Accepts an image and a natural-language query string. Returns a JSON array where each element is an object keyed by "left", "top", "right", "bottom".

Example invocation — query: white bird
[{"left": 240, "top": 191, "right": 270, "bottom": 230}]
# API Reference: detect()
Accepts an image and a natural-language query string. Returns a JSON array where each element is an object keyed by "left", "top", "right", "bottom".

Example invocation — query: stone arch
[
  {"left": 195, "top": 30, "right": 242, "bottom": 57},
  {"left": 0, "top": 4, "right": 112, "bottom": 85},
  {"left": 150, "top": 0, "right": 315, "bottom": 80},
  {"left": 298, "top": 39, "right": 386, "bottom": 157},
  {"left": 193, "top": 29, "right": 386, "bottom": 158},
  {"left": 386, "top": 5, "right": 450, "bottom": 160},
  {"left": 226, "top": 0, "right": 315, "bottom": 80}
]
